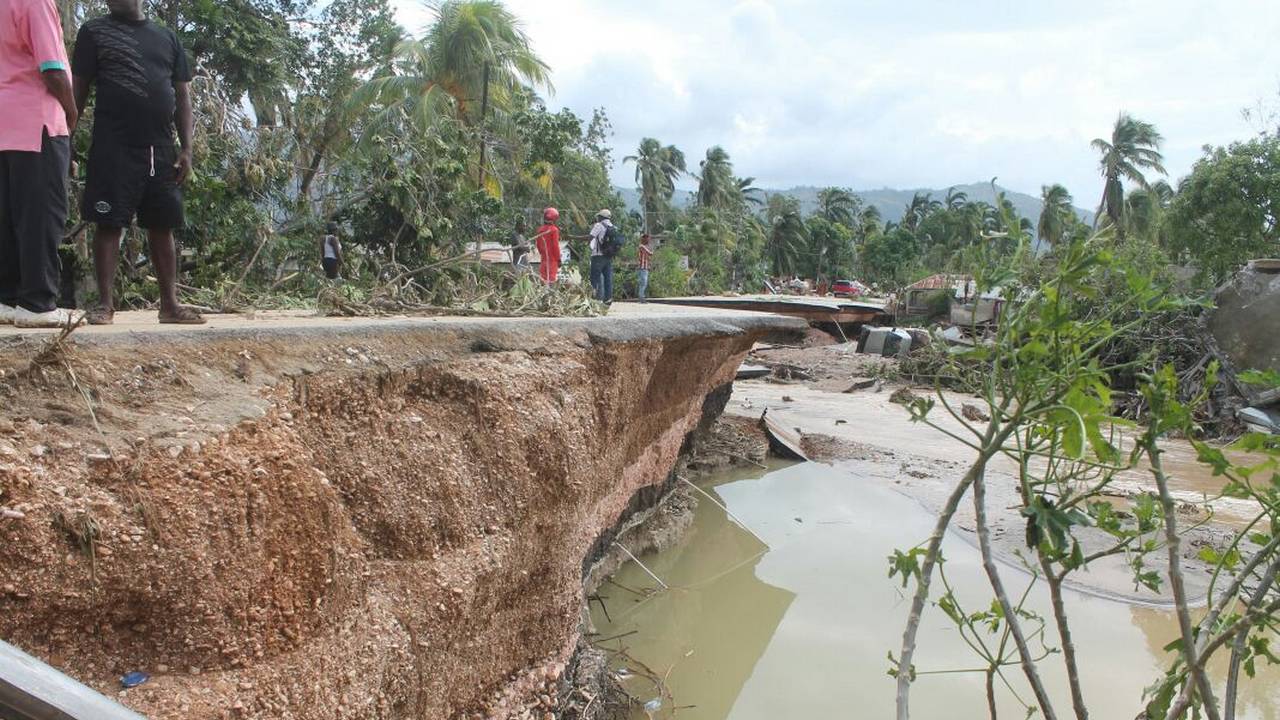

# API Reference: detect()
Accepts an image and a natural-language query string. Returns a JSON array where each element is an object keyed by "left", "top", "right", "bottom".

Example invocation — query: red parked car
[{"left": 831, "top": 279, "right": 864, "bottom": 298}]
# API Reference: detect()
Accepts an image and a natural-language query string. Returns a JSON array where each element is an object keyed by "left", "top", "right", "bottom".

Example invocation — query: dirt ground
[
  {"left": 732, "top": 341, "right": 1262, "bottom": 606},
  {"left": 0, "top": 307, "right": 800, "bottom": 719}
]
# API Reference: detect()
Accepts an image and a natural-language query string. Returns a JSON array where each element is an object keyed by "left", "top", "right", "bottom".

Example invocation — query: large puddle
[{"left": 591, "top": 462, "right": 1280, "bottom": 719}]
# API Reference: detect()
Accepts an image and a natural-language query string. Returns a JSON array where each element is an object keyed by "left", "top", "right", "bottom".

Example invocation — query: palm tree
[
  {"left": 816, "top": 187, "right": 860, "bottom": 227},
  {"left": 857, "top": 206, "right": 883, "bottom": 242},
  {"left": 902, "top": 193, "right": 938, "bottom": 233},
  {"left": 944, "top": 187, "right": 969, "bottom": 211},
  {"left": 1037, "top": 184, "right": 1074, "bottom": 247},
  {"left": 1091, "top": 113, "right": 1167, "bottom": 233},
  {"left": 362, "top": 1, "right": 551, "bottom": 133},
  {"left": 1124, "top": 179, "right": 1174, "bottom": 244},
  {"left": 624, "top": 138, "right": 687, "bottom": 233},
  {"left": 765, "top": 195, "right": 807, "bottom": 276},
  {"left": 695, "top": 146, "right": 740, "bottom": 211},
  {"left": 737, "top": 177, "right": 764, "bottom": 207}
]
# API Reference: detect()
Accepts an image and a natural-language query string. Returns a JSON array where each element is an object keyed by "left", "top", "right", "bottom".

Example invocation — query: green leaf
[{"left": 1239, "top": 369, "right": 1280, "bottom": 389}]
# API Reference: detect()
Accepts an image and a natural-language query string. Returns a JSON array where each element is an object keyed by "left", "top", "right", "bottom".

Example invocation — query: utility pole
[{"left": 475, "top": 62, "right": 491, "bottom": 254}]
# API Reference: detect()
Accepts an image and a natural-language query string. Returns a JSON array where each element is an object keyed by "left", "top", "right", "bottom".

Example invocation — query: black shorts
[
  {"left": 322, "top": 257, "right": 339, "bottom": 279},
  {"left": 83, "top": 142, "right": 185, "bottom": 229}
]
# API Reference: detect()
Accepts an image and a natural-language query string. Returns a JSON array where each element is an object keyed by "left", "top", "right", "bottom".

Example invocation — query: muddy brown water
[{"left": 591, "top": 462, "right": 1279, "bottom": 719}]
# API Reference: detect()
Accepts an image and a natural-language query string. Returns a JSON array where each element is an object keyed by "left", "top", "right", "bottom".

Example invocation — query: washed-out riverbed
[{"left": 591, "top": 462, "right": 1280, "bottom": 719}]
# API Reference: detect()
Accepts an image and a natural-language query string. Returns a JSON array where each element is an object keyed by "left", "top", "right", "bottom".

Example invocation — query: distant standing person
[
  {"left": 510, "top": 216, "right": 530, "bottom": 272},
  {"left": 321, "top": 222, "right": 343, "bottom": 279},
  {"left": 73, "top": 0, "right": 204, "bottom": 325},
  {"left": 536, "top": 207, "right": 561, "bottom": 284},
  {"left": 636, "top": 233, "right": 654, "bottom": 301},
  {"left": 0, "top": 0, "right": 79, "bottom": 328},
  {"left": 588, "top": 209, "right": 616, "bottom": 303}
]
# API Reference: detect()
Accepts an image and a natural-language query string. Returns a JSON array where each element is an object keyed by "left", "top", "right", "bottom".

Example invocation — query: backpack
[{"left": 600, "top": 224, "right": 625, "bottom": 258}]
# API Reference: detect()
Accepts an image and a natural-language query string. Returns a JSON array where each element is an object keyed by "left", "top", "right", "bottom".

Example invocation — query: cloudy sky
[{"left": 394, "top": 0, "right": 1280, "bottom": 203}]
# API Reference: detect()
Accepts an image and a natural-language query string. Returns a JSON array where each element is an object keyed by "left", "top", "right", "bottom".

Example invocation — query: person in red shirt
[
  {"left": 535, "top": 207, "right": 561, "bottom": 284},
  {"left": 0, "top": 0, "right": 79, "bottom": 327}
]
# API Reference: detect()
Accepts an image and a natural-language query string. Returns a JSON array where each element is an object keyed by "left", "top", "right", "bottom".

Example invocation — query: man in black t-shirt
[{"left": 72, "top": 0, "right": 204, "bottom": 324}]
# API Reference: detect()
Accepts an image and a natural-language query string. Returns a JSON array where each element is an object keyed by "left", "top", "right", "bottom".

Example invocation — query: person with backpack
[
  {"left": 535, "top": 207, "right": 561, "bottom": 284},
  {"left": 588, "top": 208, "right": 623, "bottom": 303},
  {"left": 320, "top": 222, "right": 343, "bottom": 279}
]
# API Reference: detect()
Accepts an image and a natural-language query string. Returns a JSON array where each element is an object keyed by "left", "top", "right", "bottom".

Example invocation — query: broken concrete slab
[{"left": 1210, "top": 262, "right": 1280, "bottom": 404}]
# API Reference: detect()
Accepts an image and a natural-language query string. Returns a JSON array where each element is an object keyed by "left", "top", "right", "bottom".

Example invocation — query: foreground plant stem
[
  {"left": 973, "top": 472, "right": 1059, "bottom": 720},
  {"left": 1223, "top": 556, "right": 1279, "bottom": 720},
  {"left": 1039, "top": 556, "right": 1088, "bottom": 720},
  {"left": 1149, "top": 443, "right": 1222, "bottom": 720},
  {"left": 894, "top": 420, "right": 1010, "bottom": 720}
]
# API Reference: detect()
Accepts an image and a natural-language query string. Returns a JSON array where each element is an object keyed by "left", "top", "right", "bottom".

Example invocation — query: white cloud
[{"left": 393, "top": 0, "right": 1280, "bottom": 204}]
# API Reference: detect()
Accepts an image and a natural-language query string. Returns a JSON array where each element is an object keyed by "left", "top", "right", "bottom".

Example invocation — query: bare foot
[
  {"left": 86, "top": 307, "right": 114, "bottom": 325},
  {"left": 158, "top": 306, "right": 207, "bottom": 325}
]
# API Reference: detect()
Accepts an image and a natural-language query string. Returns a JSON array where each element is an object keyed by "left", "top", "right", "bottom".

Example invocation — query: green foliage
[
  {"left": 803, "top": 216, "right": 855, "bottom": 281},
  {"left": 1165, "top": 133, "right": 1280, "bottom": 283},
  {"left": 1092, "top": 112, "right": 1168, "bottom": 234},
  {"left": 861, "top": 227, "right": 919, "bottom": 284},
  {"left": 645, "top": 245, "right": 689, "bottom": 298},
  {"left": 625, "top": 138, "right": 687, "bottom": 233}
]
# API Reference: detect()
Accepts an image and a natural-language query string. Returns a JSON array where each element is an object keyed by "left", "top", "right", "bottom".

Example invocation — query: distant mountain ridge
[{"left": 616, "top": 182, "right": 1094, "bottom": 226}]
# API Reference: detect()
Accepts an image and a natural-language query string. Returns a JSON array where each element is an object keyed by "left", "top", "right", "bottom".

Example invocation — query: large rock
[{"left": 1210, "top": 261, "right": 1280, "bottom": 403}]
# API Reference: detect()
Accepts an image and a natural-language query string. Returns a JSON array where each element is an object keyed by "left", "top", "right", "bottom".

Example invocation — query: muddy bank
[
  {"left": 727, "top": 341, "right": 1265, "bottom": 606},
  {"left": 563, "top": 415, "right": 772, "bottom": 719},
  {"left": 0, "top": 308, "right": 801, "bottom": 719}
]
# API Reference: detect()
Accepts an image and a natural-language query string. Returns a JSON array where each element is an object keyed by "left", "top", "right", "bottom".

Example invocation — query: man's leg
[
  {"left": 91, "top": 225, "right": 124, "bottom": 320},
  {"left": 589, "top": 256, "right": 604, "bottom": 298},
  {"left": 603, "top": 258, "right": 614, "bottom": 301},
  {"left": 638, "top": 268, "right": 649, "bottom": 300},
  {"left": 139, "top": 145, "right": 203, "bottom": 324},
  {"left": 0, "top": 150, "right": 18, "bottom": 309},
  {"left": 8, "top": 134, "right": 68, "bottom": 313},
  {"left": 146, "top": 227, "right": 189, "bottom": 321}
]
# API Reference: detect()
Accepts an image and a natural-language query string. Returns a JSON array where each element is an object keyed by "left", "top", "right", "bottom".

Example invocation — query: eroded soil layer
[{"left": 0, "top": 311, "right": 798, "bottom": 719}]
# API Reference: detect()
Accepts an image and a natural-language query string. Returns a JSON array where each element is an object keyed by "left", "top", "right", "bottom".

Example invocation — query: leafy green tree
[
  {"left": 861, "top": 226, "right": 918, "bottom": 284},
  {"left": 805, "top": 216, "right": 855, "bottom": 281},
  {"left": 1037, "top": 184, "right": 1075, "bottom": 247},
  {"left": 624, "top": 138, "right": 686, "bottom": 233},
  {"left": 1092, "top": 112, "right": 1167, "bottom": 234},
  {"left": 1166, "top": 135, "right": 1280, "bottom": 282}
]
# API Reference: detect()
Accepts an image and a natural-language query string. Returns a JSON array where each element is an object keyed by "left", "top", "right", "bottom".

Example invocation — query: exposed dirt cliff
[{"left": 0, "top": 311, "right": 799, "bottom": 719}]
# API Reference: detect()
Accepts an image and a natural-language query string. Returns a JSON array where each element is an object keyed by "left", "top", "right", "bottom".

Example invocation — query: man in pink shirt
[{"left": 0, "top": 0, "right": 78, "bottom": 327}]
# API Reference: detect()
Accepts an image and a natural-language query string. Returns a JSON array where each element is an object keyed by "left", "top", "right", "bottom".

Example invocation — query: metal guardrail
[{"left": 1, "top": 640, "right": 145, "bottom": 720}]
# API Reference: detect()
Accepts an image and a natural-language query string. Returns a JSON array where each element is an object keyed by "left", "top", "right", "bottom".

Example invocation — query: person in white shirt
[{"left": 588, "top": 208, "right": 615, "bottom": 302}]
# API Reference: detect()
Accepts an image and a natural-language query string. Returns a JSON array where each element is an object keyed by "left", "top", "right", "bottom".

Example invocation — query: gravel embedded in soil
[{"left": 0, "top": 316, "right": 779, "bottom": 719}]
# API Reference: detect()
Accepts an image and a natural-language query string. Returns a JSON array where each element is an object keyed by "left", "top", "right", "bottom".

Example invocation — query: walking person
[
  {"left": 636, "top": 233, "right": 654, "bottom": 301},
  {"left": 0, "top": 0, "right": 79, "bottom": 328},
  {"left": 588, "top": 209, "right": 617, "bottom": 303},
  {"left": 510, "top": 216, "right": 530, "bottom": 272},
  {"left": 320, "top": 222, "right": 343, "bottom": 280},
  {"left": 72, "top": 0, "right": 204, "bottom": 325},
  {"left": 535, "top": 207, "right": 561, "bottom": 284}
]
